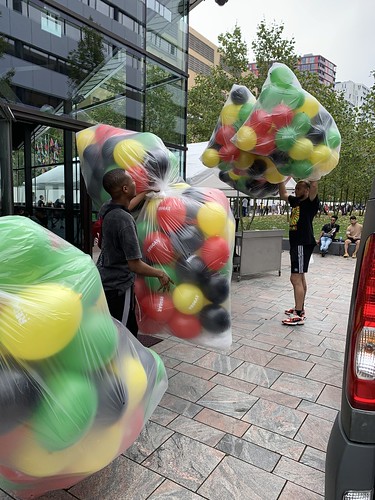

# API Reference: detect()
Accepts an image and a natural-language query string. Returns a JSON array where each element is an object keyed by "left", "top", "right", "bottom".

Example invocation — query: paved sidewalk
[{"left": 1, "top": 251, "right": 356, "bottom": 500}]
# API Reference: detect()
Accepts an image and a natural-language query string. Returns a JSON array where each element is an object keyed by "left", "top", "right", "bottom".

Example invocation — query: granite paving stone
[
  {"left": 175, "top": 361, "right": 217, "bottom": 380},
  {"left": 297, "top": 400, "right": 338, "bottom": 422},
  {"left": 197, "top": 384, "right": 258, "bottom": 418},
  {"left": 159, "top": 393, "right": 202, "bottom": 418},
  {"left": 271, "top": 373, "right": 325, "bottom": 402},
  {"left": 148, "top": 479, "right": 204, "bottom": 499},
  {"left": 243, "top": 399, "right": 306, "bottom": 438},
  {"left": 160, "top": 344, "right": 209, "bottom": 363},
  {"left": 194, "top": 407, "right": 250, "bottom": 437},
  {"left": 251, "top": 386, "right": 301, "bottom": 409},
  {"left": 168, "top": 415, "right": 225, "bottom": 447},
  {"left": 197, "top": 456, "right": 285, "bottom": 500},
  {"left": 124, "top": 421, "right": 174, "bottom": 463},
  {"left": 237, "top": 337, "right": 276, "bottom": 351},
  {"left": 307, "top": 364, "right": 343, "bottom": 388},
  {"left": 231, "top": 361, "right": 281, "bottom": 387},
  {"left": 194, "top": 351, "right": 244, "bottom": 375},
  {"left": 209, "top": 373, "right": 256, "bottom": 394},
  {"left": 307, "top": 354, "right": 344, "bottom": 369},
  {"left": 316, "top": 384, "right": 342, "bottom": 410},
  {"left": 230, "top": 345, "right": 277, "bottom": 365},
  {"left": 278, "top": 481, "right": 324, "bottom": 499},
  {"left": 216, "top": 433, "right": 281, "bottom": 471},
  {"left": 294, "top": 414, "right": 334, "bottom": 452},
  {"left": 143, "top": 433, "right": 224, "bottom": 491},
  {"left": 274, "top": 456, "right": 325, "bottom": 496},
  {"left": 166, "top": 372, "right": 215, "bottom": 403},
  {"left": 300, "top": 446, "right": 327, "bottom": 473},
  {"left": 150, "top": 406, "right": 179, "bottom": 426},
  {"left": 243, "top": 425, "right": 305, "bottom": 461},
  {"left": 271, "top": 345, "right": 310, "bottom": 360},
  {"left": 266, "top": 354, "right": 314, "bottom": 377}
]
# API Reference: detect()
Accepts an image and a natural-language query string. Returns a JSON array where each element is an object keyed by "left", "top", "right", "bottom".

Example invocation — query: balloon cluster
[
  {"left": 135, "top": 185, "right": 234, "bottom": 348},
  {"left": 0, "top": 217, "right": 167, "bottom": 498},
  {"left": 76, "top": 124, "right": 180, "bottom": 209},
  {"left": 233, "top": 63, "right": 341, "bottom": 181},
  {"left": 200, "top": 84, "right": 287, "bottom": 198}
]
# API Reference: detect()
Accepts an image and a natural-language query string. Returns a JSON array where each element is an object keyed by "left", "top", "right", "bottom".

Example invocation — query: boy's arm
[
  {"left": 309, "top": 181, "right": 318, "bottom": 200},
  {"left": 278, "top": 182, "right": 289, "bottom": 202}
]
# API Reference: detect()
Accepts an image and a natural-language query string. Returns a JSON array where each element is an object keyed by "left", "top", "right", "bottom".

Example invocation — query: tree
[{"left": 187, "top": 24, "right": 256, "bottom": 143}]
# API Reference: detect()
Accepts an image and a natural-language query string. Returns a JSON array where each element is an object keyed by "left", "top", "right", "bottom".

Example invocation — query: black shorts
[
  {"left": 290, "top": 244, "right": 315, "bottom": 274},
  {"left": 104, "top": 287, "right": 138, "bottom": 337},
  {"left": 348, "top": 237, "right": 360, "bottom": 243}
]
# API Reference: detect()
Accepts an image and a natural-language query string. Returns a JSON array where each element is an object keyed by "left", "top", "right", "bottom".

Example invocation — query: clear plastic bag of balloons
[
  {"left": 200, "top": 83, "right": 287, "bottom": 198},
  {"left": 76, "top": 124, "right": 181, "bottom": 209},
  {"left": 232, "top": 63, "right": 341, "bottom": 181},
  {"left": 135, "top": 183, "right": 235, "bottom": 349},
  {"left": 0, "top": 216, "right": 167, "bottom": 499}
]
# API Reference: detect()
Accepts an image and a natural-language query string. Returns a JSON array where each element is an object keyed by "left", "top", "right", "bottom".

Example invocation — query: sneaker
[
  {"left": 282, "top": 314, "right": 305, "bottom": 326},
  {"left": 343, "top": 253, "right": 349, "bottom": 258},
  {"left": 284, "top": 308, "right": 306, "bottom": 318}
]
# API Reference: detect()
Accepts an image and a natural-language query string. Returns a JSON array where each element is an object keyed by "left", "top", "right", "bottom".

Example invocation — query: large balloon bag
[
  {"left": 200, "top": 84, "right": 286, "bottom": 198},
  {"left": 232, "top": 63, "right": 341, "bottom": 182},
  {"left": 76, "top": 124, "right": 181, "bottom": 209},
  {"left": 135, "top": 183, "right": 235, "bottom": 349},
  {"left": 0, "top": 216, "right": 167, "bottom": 499}
]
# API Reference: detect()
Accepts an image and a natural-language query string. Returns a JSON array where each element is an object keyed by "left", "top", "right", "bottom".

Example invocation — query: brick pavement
[{"left": 0, "top": 251, "right": 356, "bottom": 500}]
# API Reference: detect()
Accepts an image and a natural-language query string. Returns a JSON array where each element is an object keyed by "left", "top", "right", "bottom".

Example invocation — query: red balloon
[
  {"left": 168, "top": 311, "right": 202, "bottom": 339},
  {"left": 204, "top": 188, "right": 230, "bottom": 211},
  {"left": 270, "top": 104, "right": 294, "bottom": 129},
  {"left": 134, "top": 278, "right": 148, "bottom": 301},
  {"left": 215, "top": 125, "right": 236, "bottom": 146},
  {"left": 254, "top": 133, "right": 276, "bottom": 156},
  {"left": 140, "top": 293, "right": 174, "bottom": 324},
  {"left": 143, "top": 231, "right": 174, "bottom": 264},
  {"left": 128, "top": 164, "right": 149, "bottom": 192},
  {"left": 156, "top": 198, "right": 187, "bottom": 233},
  {"left": 249, "top": 110, "right": 273, "bottom": 135},
  {"left": 201, "top": 236, "right": 230, "bottom": 271},
  {"left": 219, "top": 143, "right": 240, "bottom": 163}
]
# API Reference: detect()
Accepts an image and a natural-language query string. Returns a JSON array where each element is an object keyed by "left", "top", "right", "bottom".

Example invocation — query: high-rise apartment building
[
  {"left": 0, "top": 0, "right": 195, "bottom": 252},
  {"left": 335, "top": 80, "right": 370, "bottom": 108},
  {"left": 188, "top": 27, "right": 221, "bottom": 89}
]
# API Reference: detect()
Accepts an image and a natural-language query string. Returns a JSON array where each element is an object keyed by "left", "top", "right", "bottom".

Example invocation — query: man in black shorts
[{"left": 279, "top": 180, "right": 319, "bottom": 325}]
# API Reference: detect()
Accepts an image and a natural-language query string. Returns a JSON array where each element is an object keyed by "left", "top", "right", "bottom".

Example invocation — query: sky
[{"left": 189, "top": 0, "right": 375, "bottom": 88}]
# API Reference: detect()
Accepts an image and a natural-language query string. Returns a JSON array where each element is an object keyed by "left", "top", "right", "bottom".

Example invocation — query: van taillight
[{"left": 347, "top": 234, "right": 375, "bottom": 410}]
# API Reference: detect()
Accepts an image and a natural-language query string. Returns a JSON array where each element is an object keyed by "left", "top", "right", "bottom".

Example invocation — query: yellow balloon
[
  {"left": 0, "top": 284, "right": 82, "bottom": 360},
  {"left": 113, "top": 139, "right": 146, "bottom": 169},
  {"left": 76, "top": 128, "right": 96, "bottom": 157},
  {"left": 236, "top": 126, "right": 257, "bottom": 152},
  {"left": 197, "top": 202, "right": 227, "bottom": 236},
  {"left": 173, "top": 284, "right": 204, "bottom": 315},
  {"left": 10, "top": 434, "right": 71, "bottom": 477},
  {"left": 220, "top": 104, "right": 242, "bottom": 125},
  {"left": 234, "top": 151, "right": 255, "bottom": 170},
  {"left": 220, "top": 217, "right": 236, "bottom": 246},
  {"left": 318, "top": 150, "right": 339, "bottom": 174},
  {"left": 201, "top": 148, "right": 220, "bottom": 168},
  {"left": 289, "top": 138, "right": 314, "bottom": 161},
  {"left": 228, "top": 170, "right": 241, "bottom": 180},
  {"left": 264, "top": 165, "right": 286, "bottom": 184},
  {"left": 66, "top": 423, "right": 122, "bottom": 474},
  {"left": 310, "top": 144, "right": 331, "bottom": 165},
  {"left": 296, "top": 95, "right": 320, "bottom": 118},
  {"left": 145, "top": 198, "right": 161, "bottom": 224},
  {"left": 121, "top": 357, "right": 148, "bottom": 411},
  {"left": 171, "top": 182, "right": 190, "bottom": 190}
]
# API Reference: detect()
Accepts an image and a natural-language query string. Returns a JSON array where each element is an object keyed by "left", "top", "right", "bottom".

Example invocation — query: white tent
[{"left": 31, "top": 163, "right": 80, "bottom": 189}]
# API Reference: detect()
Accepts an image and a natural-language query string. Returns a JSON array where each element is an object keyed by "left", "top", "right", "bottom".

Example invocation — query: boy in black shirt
[
  {"left": 278, "top": 180, "right": 319, "bottom": 325},
  {"left": 319, "top": 215, "right": 340, "bottom": 256}
]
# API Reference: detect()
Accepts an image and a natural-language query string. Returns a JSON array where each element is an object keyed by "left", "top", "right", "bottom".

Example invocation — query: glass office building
[{"left": 0, "top": 0, "right": 189, "bottom": 252}]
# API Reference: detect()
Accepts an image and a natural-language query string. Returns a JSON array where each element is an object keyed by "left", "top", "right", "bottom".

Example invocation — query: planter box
[{"left": 236, "top": 229, "right": 284, "bottom": 279}]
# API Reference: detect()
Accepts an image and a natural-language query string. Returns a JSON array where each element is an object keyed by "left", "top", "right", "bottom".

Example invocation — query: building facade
[
  {"left": 335, "top": 80, "right": 370, "bottom": 108},
  {"left": 188, "top": 27, "right": 220, "bottom": 89},
  {"left": 0, "top": 0, "right": 191, "bottom": 252}
]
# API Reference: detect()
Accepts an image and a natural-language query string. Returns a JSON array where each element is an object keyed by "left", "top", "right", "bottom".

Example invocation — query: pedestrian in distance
[
  {"left": 278, "top": 179, "right": 319, "bottom": 326},
  {"left": 97, "top": 168, "right": 172, "bottom": 337},
  {"left": 318, "top": 215, "right": 340, "bottom": 256},
  {"left": 343, "top": 215, "right": 362, "bottom": 259}
]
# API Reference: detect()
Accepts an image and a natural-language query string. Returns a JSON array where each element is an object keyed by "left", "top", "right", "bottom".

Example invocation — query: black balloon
[
  {"left": 230, "top": 86, "right": 251, "bottom": 105},
  {"left": 270, "top": 150, "right": 290, "bottom": 168},
  {"left": 170, "top": 225, "right": 204, "bottom": 257},
  {"left": 144, "top": 149, "right": 170, "bottom": 182},
  {"left": 0, "top": 363, "right": 40, "bottom": 434},
  {"left": 101, "top": 135, "right": 128, "bottom": 167},
  {"left": 248, "top": 159, "right": 268, "bottom": 179},
  {"left": 202, "top": 274, "right": 230, "bottom": 304},
  {"left": 306, "top": 124, "right": 326, "bottom": 145},
  {"left": 183, "top": 187, "right": 206, "bottom": 204},
  {"left": 95, "top": 371, "right": 128, "bottom": 426},
  {"left": 175, "top": 255, "right": 211, "bottom": 285},
  {"left": 200, "top": 304, "right": 231, "bottom": 333}
]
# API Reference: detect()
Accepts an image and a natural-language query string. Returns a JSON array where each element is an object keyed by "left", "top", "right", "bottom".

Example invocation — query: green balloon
[
  {"left": 277, "top": 164, "right": 293, "bottom": 176},
  {"left": 137, "top": 132, "right": 165, "bottom": 151},
  {"left": 145, "top": 264, "right": 178, "bottom": 292},
  {"left": 326, "top": 128, "right": 341, "bottom": 149},
  {"left": 275, "top": 127, "right": 297, "bottom": 152},
  {"left": 218, "top": 162, "right": 232, "bottom": 172},
  {"left": 289, "top": 159, "right": 313, "bottom": 179},
  {"left": 292, "top": 112, "right": 311, "bottom": 135},
  {"left": 137, "top": 220, "right": 156, "bottom": 245},
  {"left": 270, "top": 65, "right": 295, "bottom": 88},
  {"left": 32, "top": 373, "right": 98, "bottom": 451},
  {"left": 259, "top": 85, "right": 304, "bottom": 111},
  {"left": 238, "top": 102, "right": 254, "bottom": 123},
  {"left": 53, "top": 310, "right": 118, "bottom": 372},
  {"left": 149, "top": 349, "right": 167, "bottom": 384}
]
